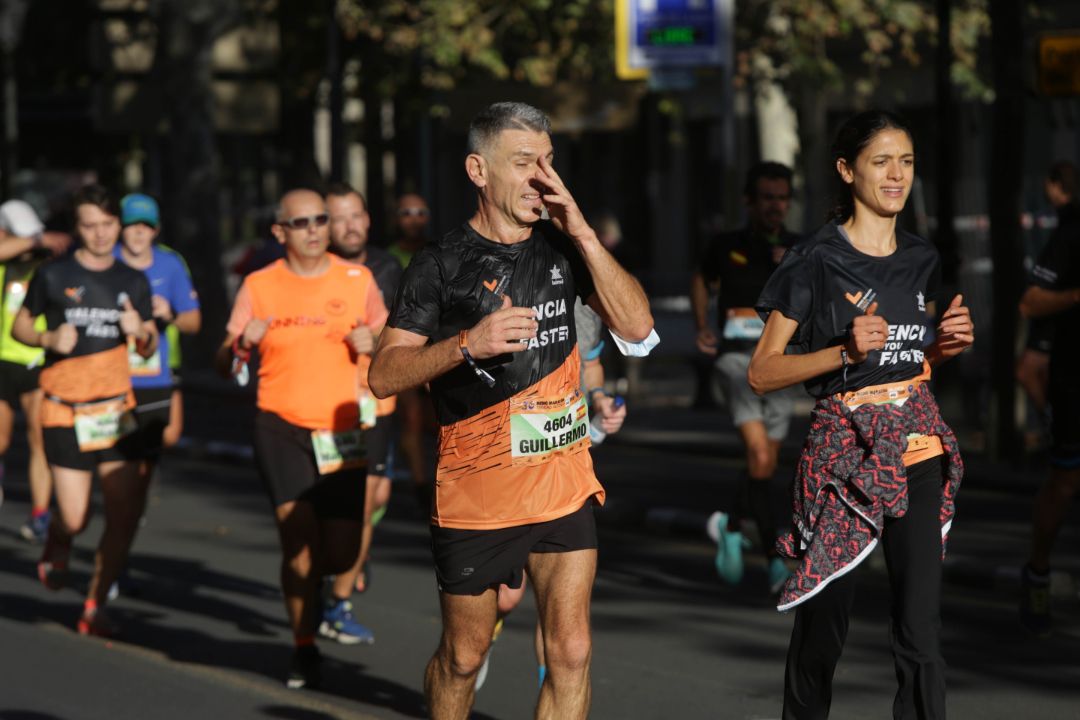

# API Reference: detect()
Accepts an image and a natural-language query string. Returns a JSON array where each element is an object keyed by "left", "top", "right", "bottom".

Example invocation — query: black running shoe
[{"left": 286, "top": 645, "right": 322, "bottom": 690}]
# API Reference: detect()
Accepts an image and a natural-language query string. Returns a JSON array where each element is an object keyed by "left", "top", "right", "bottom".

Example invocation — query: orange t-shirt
[{"left": 226, "top": 257, "right": 388, "bottom": 431}]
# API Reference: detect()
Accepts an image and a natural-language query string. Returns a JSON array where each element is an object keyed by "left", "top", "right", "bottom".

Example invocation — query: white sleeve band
[{"left": 609, "top": 327, "right": 660, "bottom": 357}]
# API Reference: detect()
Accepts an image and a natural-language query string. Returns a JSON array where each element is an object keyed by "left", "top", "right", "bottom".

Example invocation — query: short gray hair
[{"left": 467, "top": 102, "right": 552, "bottom": 157}]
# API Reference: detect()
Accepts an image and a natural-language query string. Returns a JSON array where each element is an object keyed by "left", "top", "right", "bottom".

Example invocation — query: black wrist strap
[{"left": 459, "top": 331, "right": 495, "bottom": 388}]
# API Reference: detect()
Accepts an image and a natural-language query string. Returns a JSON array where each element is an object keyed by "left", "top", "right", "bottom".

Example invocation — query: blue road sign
[{"left": 627, "top": 0, "right": 731, "bottom": 69}]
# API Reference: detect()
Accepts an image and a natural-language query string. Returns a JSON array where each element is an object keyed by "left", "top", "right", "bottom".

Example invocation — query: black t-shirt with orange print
[
  {"left": 23, "top": 254, "right": 152, "bottom": 426},
  {"left": 756, "top": 223, "right": 941, "bottom": 399},
  {"left": 388, "top": 221, "right": 602, "bottom": 530}
]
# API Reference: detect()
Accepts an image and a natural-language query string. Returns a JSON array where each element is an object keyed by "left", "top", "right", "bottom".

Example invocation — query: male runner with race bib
[{"left": 370, "top": 102, "right": 656, "bottom": 720}]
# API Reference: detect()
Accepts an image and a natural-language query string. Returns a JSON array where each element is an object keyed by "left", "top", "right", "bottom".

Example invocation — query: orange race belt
[
  {"left": 838, "top": 361, "right": 931, "bottom": 410},
  {"left": 836, "top": 362, "right": 941, "bottom": 462}
]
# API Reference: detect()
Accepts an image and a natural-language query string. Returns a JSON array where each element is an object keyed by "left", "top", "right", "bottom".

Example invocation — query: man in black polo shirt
[{"left": 690, "top": 161, "right": 799, "bottom": 594}]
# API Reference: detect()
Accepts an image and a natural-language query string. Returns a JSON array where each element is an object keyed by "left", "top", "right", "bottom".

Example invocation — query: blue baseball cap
[{"left": 121, "top": 193, "right": 160, "bottom": 228}]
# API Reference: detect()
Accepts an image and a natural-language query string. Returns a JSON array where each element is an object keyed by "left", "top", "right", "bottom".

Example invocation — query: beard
[{"left": 331, "top": 233, "right": 365, "bottom": 260}]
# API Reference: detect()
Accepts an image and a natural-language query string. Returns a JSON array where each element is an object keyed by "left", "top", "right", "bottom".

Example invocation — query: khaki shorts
[{"left": 716, "top": 351, "right": 794, "bottom": 441}]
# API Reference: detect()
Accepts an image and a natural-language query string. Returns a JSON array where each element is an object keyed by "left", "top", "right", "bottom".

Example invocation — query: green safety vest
[
  {"left": 157, "top": 243, "right": 189, "bottom": 371},
  {"left": 0, "top": 262, "right": 46, "bottom": 367}
]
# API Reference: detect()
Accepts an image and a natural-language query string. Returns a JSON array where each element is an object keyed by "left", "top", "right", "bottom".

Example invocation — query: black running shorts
[
  {"left": 430, "top": 500, "right": 598, "bottom": 596},
  {"left": 42, "top": 424, "right": 148, "bottom": 471},
  {"left": 0, "top": 361, "right": 40, "bottom": 407},
  {"left": 253, "top": 410, "right": 366, "bottom": 520},
  {"left": 1050, "top": 378, "right": 1080, "bottom": 470},
  {"left": 130, "top": 387, "right": 172, "bottom": 459}
]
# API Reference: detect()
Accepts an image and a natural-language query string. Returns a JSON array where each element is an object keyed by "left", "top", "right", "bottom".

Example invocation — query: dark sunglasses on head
[
  {"left": 279, "top": 213, "right": 330, "bottom": 230},
  {"left": 397, "top": 208, "right": 429, "bottom": 217}
]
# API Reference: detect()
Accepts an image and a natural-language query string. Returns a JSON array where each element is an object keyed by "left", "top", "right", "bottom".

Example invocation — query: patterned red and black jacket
[{"left": 776, "top": 381, "right": 963, "bottom": 611}]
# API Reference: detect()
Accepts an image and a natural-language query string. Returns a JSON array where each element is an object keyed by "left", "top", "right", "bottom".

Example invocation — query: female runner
[{"left": 748, "top": 109, "right": 975, "bottom": 719}]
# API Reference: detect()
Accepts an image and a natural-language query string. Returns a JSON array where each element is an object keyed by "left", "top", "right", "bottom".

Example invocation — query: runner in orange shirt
[{"left": 217, "top": 189, "right": 388, "bottom": 689}]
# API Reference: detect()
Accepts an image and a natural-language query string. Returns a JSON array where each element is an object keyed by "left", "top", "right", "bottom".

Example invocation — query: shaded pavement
[{"left": 0, "top": 357, "right": 1078, "bottom": 718}]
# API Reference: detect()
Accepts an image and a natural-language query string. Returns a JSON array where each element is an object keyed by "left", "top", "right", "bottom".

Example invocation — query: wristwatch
[{"left": 840, "top": 346, "right": 851, "bottom": 368}]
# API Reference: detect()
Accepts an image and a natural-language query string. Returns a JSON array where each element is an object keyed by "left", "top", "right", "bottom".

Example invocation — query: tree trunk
[
  {"left": 326, "top": 0, "right": 344, "bottom": 184},
  {"left": 797, "top": 90, "right": 829, "bottom": 228},
  {"left": 278, "top": 1, "right": 321, "bottom": 189},
  {"left": 0, "top": 0, "right": 30, "bottom": 199},
  {"left": 361, "top": 53, "right": 385, "bottom": 243},
  {"left": 154, "top": 0, "right": 236, "bottom": 368}
]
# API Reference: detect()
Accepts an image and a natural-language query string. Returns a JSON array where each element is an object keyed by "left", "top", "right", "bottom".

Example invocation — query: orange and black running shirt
[
  {"left": 388, "top": 221, "right": 603, "bottom": 530},
  {"left": 23, "top": 255, "right": 153, "bottom": 427},
  {"left": 226, "top": 256, "right": 388, "bottom": 432}
]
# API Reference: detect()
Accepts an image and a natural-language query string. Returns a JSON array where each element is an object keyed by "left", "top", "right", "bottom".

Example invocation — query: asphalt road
[{"left": 2, "top": 398, "right": 1079, "bottom": 720}]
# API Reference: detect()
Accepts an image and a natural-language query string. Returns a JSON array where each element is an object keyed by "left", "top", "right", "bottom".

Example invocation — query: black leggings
[{"left": 783, "top": 457, "right": 946, "bottom": 720}]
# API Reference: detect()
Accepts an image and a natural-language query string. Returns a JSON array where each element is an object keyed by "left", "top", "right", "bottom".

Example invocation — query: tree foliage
[
  {"left": 336, "top": 0, "right": 616, "bottom": 94},
  {"left": 735, "top": 0, "right": 992, "bottom": 101},
  {"left": 337, "top": 1, "right": 999, "bottom": 112}
]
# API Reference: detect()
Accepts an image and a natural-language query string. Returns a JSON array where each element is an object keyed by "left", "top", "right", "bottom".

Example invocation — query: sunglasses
[
  {"left": 279, "top": 213, "right": 330, "bottom": 230},
  {"left": 397, "top": 208, "right": 429, "bottom": 217}
]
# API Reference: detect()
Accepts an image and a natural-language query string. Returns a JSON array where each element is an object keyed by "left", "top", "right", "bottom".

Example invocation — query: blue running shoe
[
  {"left": 710, "top": 512, "right": 744, "bottom": 585},
  {"left": 319, "top": 599, "right": 375, "bottom": 645},
  {"left": 20, "top": 510, "right": 50, "bottom": 544},
  {"left": 768, "top": 557, "right": 793, "bottom": 594}
]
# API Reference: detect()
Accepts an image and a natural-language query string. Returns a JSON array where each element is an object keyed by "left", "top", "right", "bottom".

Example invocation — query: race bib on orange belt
[
  {"left": 509, "top": 394, "right": 589, "bottom": 466},
  {"left": 841, "top": 362, "right": 932, "bottom": 411},
  {"left": 73, "top": 397, "right": 136, "bottom": 451},
  {"left": 311, "top": 428, "right": 365, "bottom": 475},
  {"left": 842, "top": 378, "right": 924, "bottom": 410},
  {"left": 722, "top": 307, "right": 764, "bottom": 340}
]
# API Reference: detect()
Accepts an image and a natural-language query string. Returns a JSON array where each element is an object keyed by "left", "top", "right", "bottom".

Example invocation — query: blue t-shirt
[{"left": 114, "top": 245, "right": 200, "bottom": 389}]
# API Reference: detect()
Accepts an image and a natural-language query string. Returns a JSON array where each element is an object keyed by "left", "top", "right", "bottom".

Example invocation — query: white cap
[{"left": 0, "top": 200, "right": 44, "bottom": 238}]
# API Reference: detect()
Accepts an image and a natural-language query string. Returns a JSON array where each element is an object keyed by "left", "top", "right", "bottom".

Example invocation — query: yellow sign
[
  {"left": 615, "top": 0, "right": 649, "bottom": 81},
  {"left": 1039, "top": 33, "right": 1080, "bottom": 96}
]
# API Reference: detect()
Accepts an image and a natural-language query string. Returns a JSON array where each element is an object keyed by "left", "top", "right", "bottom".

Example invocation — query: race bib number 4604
[{"left": 509, "top": 395, "right": 589, "bottom": 466}]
